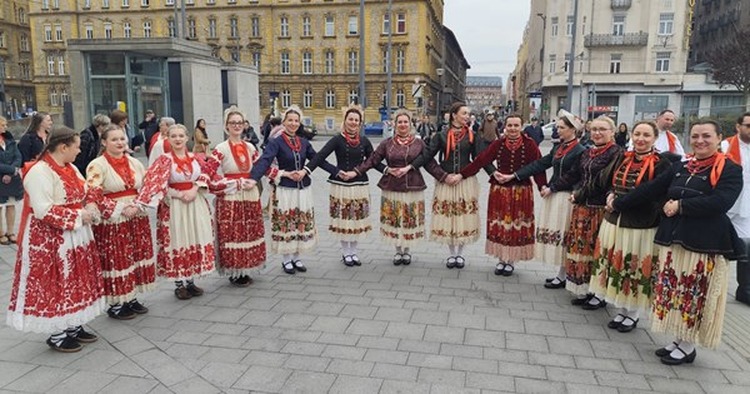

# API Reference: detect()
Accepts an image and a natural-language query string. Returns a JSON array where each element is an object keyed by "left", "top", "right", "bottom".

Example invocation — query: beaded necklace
[{"left": 282, "top": 132, "right": 302, "bottom": 152}]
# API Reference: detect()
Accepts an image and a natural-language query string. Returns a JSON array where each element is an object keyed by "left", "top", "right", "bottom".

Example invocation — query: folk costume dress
[
  {"left": 413, "top": 126, "right": 485, "bottom": 246},
  {"left": 613, "top": 154, "right": 744, "bottom": 348},
  {"left": 355, "top": 135, "right": 447, "bottom": 248},
  {"left": 514, "top": 139, "right": 586, "bottom": 265},
  {"left": 306, "top": 132, "right": 383, "bottom": 242},
  {"left": 250, "top": 133, "right": 336, "bottom": 255},
  {"left": 461, "top": 134, "right": 547, "bottom": 262},
  {"left": 86, "top": 153, "right": 156, "bottom": 305},
  {"left": 135, "top": 152, "right": 234, "bottom": 280},
  {"left": 212, "top": 140, "right": 266, "bottom": 276},
  {"left": 589, "top": 151, "right": 671, "bottom": 312},
  {"left": 552, "top": 142, "right": 621, "bottom": 295},
  {"left": 7, "top": 154, "right": 105, "bottom": 333}
]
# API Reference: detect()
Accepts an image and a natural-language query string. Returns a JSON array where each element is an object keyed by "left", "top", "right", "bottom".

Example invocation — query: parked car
[
  {"left": 364, "top": 121, "right": 384, "bottom": 136},
  {"left": 542, "top": 121, "right": 557, "bottom": 141}
]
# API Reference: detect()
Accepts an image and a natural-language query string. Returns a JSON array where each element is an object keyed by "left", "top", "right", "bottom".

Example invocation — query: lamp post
[
  {"left": 358, "top": 0, "right": 366, "bottom": 107},
  {"left": 435, "top": 68, "right": 444, "bottom": 123},
  {"left": 566, "top": 0, "right": 579, "bottom": 111},
  {"left": 385, "top": 0, "right": 393, "bottom": 122},
  {"left": 536, "top": 12, "right": 546, "bottom": 119}
]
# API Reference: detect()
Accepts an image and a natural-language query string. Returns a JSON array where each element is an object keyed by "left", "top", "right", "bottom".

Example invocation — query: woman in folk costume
[
  {"left": 345, "top": 109, "right": 448, "bottom": 266},
  {"left": 409, "top": 102, "right": 483, "bottom": 269},
  {"left": 211, "top": 107, "right": 265, "bottom": 286},
  {"left": 7, "top": 126, "right": 104, "bottom": 353},
  {"left": 611, "top": 120, "right": 744, "bottom": 365},
  {"left": 589, "top": 121, "right": 672, "bottom": 333},
  {"left": 459, "top": 114, "right": 546, "bottom": 276},
  {"left": 248, "top": 106, "right": 336, "bottom": 275},
  {"left": 86, "top": 124, "right": 155, "bottom": 319},
  {"left": 135, "top": 124, "right": 237, "bottom": 299},
  {"left": 499, "top": 111, "right": 586, "bottom": 285},
  {"left": 306, "top": 104, "right": 383, "bottom": 266},
  {"left": 554, "top": 116, "right": 622, "bottom": 309}
]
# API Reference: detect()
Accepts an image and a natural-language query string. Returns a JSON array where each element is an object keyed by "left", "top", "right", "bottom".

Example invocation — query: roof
[{"left": 466, "top": 76, "right": 504, "bottom": 87}]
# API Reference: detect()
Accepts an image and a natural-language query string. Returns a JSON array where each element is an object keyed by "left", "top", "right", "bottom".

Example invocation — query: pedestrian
[
  {"left": 249, "top": 106, "right": 331, "bottom": 275},
  {"left": 460, "top": 114, "right": 546, "bottom": 276},
  {"left": 135, "top": 124, "right": 228, "bottom": 300},
  {"left": 410, "top": 102, "right": 481, "bottom": 269},
  {"left": 590, "top": 121, "right": 671, "bottom": 333},
  {"left": 111, "top": 110, "right": 140, "bottom": 153},
  {"left": 74, "top": 114, "right": 110, "bottom": 176},
  {"left": 479, "top": 112, "right": 498, "bottom": 144},
  {"left": 722, "top": 112, "right": 750, "bottom": 305},
  {"left": 611, "top": 120, "right": 743, "bottom": 365},
  {"left": 523, "top": 117, "right": 544, "bottom": 146},
  {"left": 508, "top": 110, "right": 586, "bottom": 288},
  {"left": 18, "top": 111, "right": 52, "bottom": 164},
  {"left": 260, "top": 112, "right": 274, "bottom": 149},
  {"left": 242, "top": 120, "right": 260, "bottom": 149},
  {"left": 653, "top": 109, "right": 685, "bottom": 156},
  {"left": 193, "top": 118, "right": 211, "bottom": 154},
  {"left": 86, "top": 124, "right": 155, "bottom": 319},
  {"left": 346, "top": 109, "right": 447, "bottom": 266},
  {"left": 139, "top": 110, "right": 158, "bottom": 155},
  {"left": 212, "top": 107, "right": 266, "bottom": 287},
  {"left": 615, "top": 122, "right": 629, "bottom": 148},
  {"left": 148, "top": 117, "right": 175, "bottom": 166},
  {"left": 0, "top": 116, "right": 23, "bottom": 246},
  {"left": 7, "top": 126, "right": 104, "bottom": 352},
  {"left": 306, "top": 105, "right": 380, "bottom": 266},
  {"left": 557, "top": 116, "right": 622, "bottom": 308},
  {"left": 417, "top": 115, "right": 435, "bottom": 140}
]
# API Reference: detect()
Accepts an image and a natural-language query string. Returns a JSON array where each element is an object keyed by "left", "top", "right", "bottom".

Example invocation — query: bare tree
[{"left": 708, "top": 29, "right": 750, "bottom": 110}]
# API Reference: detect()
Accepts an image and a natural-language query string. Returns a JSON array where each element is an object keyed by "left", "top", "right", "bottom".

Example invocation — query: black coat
[
  {"left": 74, "top": 124, "right": 100, "bottom": 176},
  {"left": 514, "top": 139, "right": 586, "bottom": 190},
  {"left": 18, "top": 132, "right": 45, "bottom": 164},
  {"left": 0, "top": 133, "right": 23, "bottom": 200},
  {"left": 306, "top": 134, "right": 384, "bottom": 185}
]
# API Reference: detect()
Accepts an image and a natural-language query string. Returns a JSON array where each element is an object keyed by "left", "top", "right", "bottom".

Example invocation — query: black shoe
[
  {"left": 186, "top": 283, "right": 204, "bottom": 297},
  {"left": 545, "top": 277, "right": 556, "bottom": 283},
  {"left": 617, "top": 317, "right": 639, "bottom": 333},
  {"left": 108, "top": 304, "right": 137, "bottom": 320},
  {"left": 660, "top": 347, "right": 697, "bottom": 365},
  {"left": 494, "top": 263, "right": 506, "bottom": 276},
  {"left": 393, "top": 253, "right": 403, "bottom": 266},
  {"left": 47, "top": 335, "right": 82, "bottom": 353},
  {"left": 581, "top": 296, "right": 607, "bottom": 310},
  {"left": 544, "top": 278, "right": 566, "bottom": 289},
  {"left": 454, "top": 256, "right": 465, "bottom": 269},
  {"left": 293, "top": 260, "right": 307, "bottom": 272},
  {"left": 607, "top": 314, "right": 625, "bottom": 329},
  {"left": 343, "top": 255, "right": 355, "bottom": 267},
  {"left": 446, "top": 257, "right": 457, "bottom": 269},
  {"left": 282, "top": 261, "right": 296, "bottom": 274},
  {"left": 401, "top": 253, "right": 412, "bottom": 265},
  {"left": 175, "top": 286, "right": 192, "bottom": 300},
  {"left": 68, "top": 326, "right": 98, "bottom": 344},
  {"left": 231, "top": 275, "right": 252, "bottom": 287},
  {"left": 351, "top": 255, "right": 362, "bottom": 266},
  {"left": 655, "top": 341, "right": 680, "bottom": 357},
  {"left": 501, "top": 264, "right": 514, "bottom": 277},
  {"left": 128, "top": 299, "right": 149, "bottom": 314},
  {"left": 571, "top": 294, "right": 594, "bottom": 306}
]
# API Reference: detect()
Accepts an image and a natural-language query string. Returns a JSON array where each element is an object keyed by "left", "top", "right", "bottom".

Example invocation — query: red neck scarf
[
  {"left": 282, "top": 132, "right": 302, "bottom": 152},
  {"left": 171, "top": 152, "right": 194, "bottom": 177},
  {"left": 666, "top": 131, "right": 677, "bottom": 153},
  {"left": 229, "top": 140, "right": 251, "bottom": 173},
  {"left": 614, "top": 150, "right": 659, "bottom": 188},
  {"left": 554, "top": 139, "right": 579, "bottom": 159},
  {"left": 445, "top": 125, "right": 473, "bottom": 158},
  {"left": 589, "top": 140, "right": 615, "bottom": 158},
  {"left": 342, "top": 130, "right": 361, "bottom": 147},
  {"left": 43, "top": 153, "right": 85, "bottom": 192},
  {"left": 103, "top": 152, "right": 135, "bottom": 189},
  {"left": 394, "top": 133, "right": 415, "bottom": 146},
  {"left": 504, "top": 135, "right": 523, "bottom": 151},
  {"left": 686, "top": 153, "right": 727, "bottom": 188}
]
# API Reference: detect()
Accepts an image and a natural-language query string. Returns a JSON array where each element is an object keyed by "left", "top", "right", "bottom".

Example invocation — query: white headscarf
[{"left": 558, "top": 109, "right": 583, "bottom": 131}]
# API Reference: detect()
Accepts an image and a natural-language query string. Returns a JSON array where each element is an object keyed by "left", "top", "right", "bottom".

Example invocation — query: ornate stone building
[{"left": 0, "top": 0, "right": 35, "bottom": 118}]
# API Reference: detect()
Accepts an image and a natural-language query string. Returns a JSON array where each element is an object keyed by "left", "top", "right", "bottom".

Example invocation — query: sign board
[{"left": 411, "top": 83, "right": 423, "bottom": 98}]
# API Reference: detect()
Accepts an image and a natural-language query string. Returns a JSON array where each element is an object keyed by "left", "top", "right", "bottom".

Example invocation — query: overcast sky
[{"left": 444, "top": 0, "right": 531, "bottom": 79}]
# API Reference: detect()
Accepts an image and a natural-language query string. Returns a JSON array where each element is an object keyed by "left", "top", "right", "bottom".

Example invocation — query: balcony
[
  {"left": 584, "top": 32, "right": 648, "bottom": 47},
  {"left": 611, "top": 0, "right": 632, "bottom": 9}
]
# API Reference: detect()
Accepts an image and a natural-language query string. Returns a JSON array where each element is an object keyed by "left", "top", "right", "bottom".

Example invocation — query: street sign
[{"left": 411, "top": 83, "right": 423, "bottom": 98}]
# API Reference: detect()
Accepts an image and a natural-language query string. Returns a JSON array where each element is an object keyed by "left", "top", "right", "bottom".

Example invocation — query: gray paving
[{"left": 1, "top": 138, "right": 750, "bottom": 393}]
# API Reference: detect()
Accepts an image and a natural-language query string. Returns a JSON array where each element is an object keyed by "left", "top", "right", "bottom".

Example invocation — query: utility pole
[
  {"left": 566, "top": 0, "right": 579, "bottom": 111},
  {"left": 181, "top": 0, "right": 187, "bottom": 39},
  {"left": 385, "top": 0, "right": 393, "bottom": 123},
  {"left": 358, "top": 0, "right": 366, "bottom": 108}
]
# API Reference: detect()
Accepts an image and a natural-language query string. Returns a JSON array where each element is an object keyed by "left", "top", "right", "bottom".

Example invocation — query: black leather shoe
[
  {"left": 501, "top": 264, "right": 514, "bottom": 276},
  {"left": 544, "top": 278, "right": 566, "bottom": 289},
  {"left": 571, "top": 294, "right": 593, "bottom": 305},
  {"left": 282, "top": 261, "right": 296, "bottom": 274},
  {"left": 494, "top": 263, "right": 506, "bottom": 276},
  {"left": 607, "top": 314, "right": 625, "bottom": 329},
  {"left": 446, "top": 256, "right": 457, "bottom": 269},
  {"left": 351, "top": 255, "right": 361, "bottom": 266},
  {"left": 581, "top": 296, "right": 607, "bottom": 310},
  {"left": 545, "top": 277, "right": 556, "bottom": 283},
  {"left": 343, "top": 255, "right": 355, "bottom": 267},
  {"left": 660, "top": 347, "right": 697, "bottom": 365},
  {"left": 617, "top": 317, "right": 639, "bottom": 333},
  {"left": 655, "top": 342, "right": 680, "bottom": 357},
  {"left": 293, "top": 260, "right": 307, "bottom": 272},
  {"left": 454, "top": 256, "right": 465, "bottom": 269},
  {"left": 401, "top": 253, "right": 412, "bottom": 265},
  {"left": 393, "top": 253, "right": 403, "bottom": 266},
  {"left": 128, "top": 299, "right": 149, "bottom": 314}
]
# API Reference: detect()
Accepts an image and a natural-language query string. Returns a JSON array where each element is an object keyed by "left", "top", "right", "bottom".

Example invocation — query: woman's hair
[
  {"left": 168, "top": 124, "right": 189, "bottom": 137},
  {"left": 98, "top": 124, "right": 125, "bottom": 154},
  {"left": 690, "top": 119, "right": 722, "bottom": 136},
  {"left": 270, "top": 117, "right": 282, "bottom": 127},
  {"left": 223, "top": 106, "right": 245, "bottom": 127},
  {"left": 109, "top": 110, "right": 128, "bottom": 125},
  {"left": 44, "top": 126, "right": 79, "bottom": 154},
  {"left": 618, "top": 122, "right": 628, "bottom": 132},
  {"left": 93, "top": 114, "right": 111, "bottom": 128},
  {"left": 283, "top": 105, "right": 304, "bottom": 121},
  {"left": 631, "top": 120, "right": 659, "bottom": 137},
  {"left": 448, "top": 102, "right": 467, "bottom": 125},
  {"left": 393, "top": 109, "right": 416, "bottom": 135},
  {"left": 195, "top": 118, "right": 206, "bottom": 130},
  {"left": 593, "top": 115, "right": 616, "bottom": 131},
  {"left": 504, "top": 113, "right": 524, "bottom": 125},
  {"left": 25, "top": 111, "right": 50, "bottom": 134}
]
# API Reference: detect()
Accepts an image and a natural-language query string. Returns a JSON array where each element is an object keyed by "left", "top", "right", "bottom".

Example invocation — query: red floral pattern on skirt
[
  {"left": 564, "top": 205, "right": 606, "bottom": 286},
  {"left": 486, "top": 184, "right": 535, "bottom": 248},
  {"left": 215, "top": 197, "right": 266, "bottom": 271}
]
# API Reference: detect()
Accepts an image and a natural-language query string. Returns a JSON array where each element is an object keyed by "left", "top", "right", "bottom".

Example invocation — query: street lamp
[
  {"left": 435, "top": 67, "right": 444, "bottom": 122},
  {"left": 536, "top": 12, "right": 546, "bottom": 119}
]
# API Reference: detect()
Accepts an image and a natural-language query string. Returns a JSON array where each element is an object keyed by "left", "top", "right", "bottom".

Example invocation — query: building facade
[
  {"left": 689, "top": 0, "right": 750, "bottom": 71},
  {"left": 27, "top": 0, "right": 467, "bottom": 131},
  {"left": 0, "top": 0, "right": 35, "bottom": 118},
  {"left": 465, "top": 76, "right": 503, "bottom": 113}
]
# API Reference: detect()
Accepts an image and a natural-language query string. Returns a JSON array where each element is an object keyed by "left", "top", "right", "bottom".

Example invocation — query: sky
[{"left": 444, "top": 0, "right": 531, "bottom": 79}]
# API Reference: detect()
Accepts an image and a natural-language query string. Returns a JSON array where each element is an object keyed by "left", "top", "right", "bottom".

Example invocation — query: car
[
  {"left": 364, "top": 121, "right": 384, "bottom": 136},
  {"left": 542, "top": 121, "right": 557, "bottom": 140},
  {"left": 297, "top": 124, "right": 317, "bottom": 140}
]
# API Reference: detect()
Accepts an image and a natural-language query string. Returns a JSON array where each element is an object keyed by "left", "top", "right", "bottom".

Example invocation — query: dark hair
[
  {"left": 448, "top": 102, "right": 467, "bottom": 125},
  {"left": 658, "top": 109, "right": 675, "bottom": 117},
  {"left": 270, "top": 117, "right": 282, "bottom": 126},
  {"left": 45, "top": 126, "right": 79, "bottom": 154},
  {"left": 558, "top": 116, "right": 576, "bottom": 129},
  {"left": 631, "top": 120, "right": 659, "bottom": 137},
  {"left": 618, "top": 122, "right": 628, "bottom": 132},
  {"left": 690, "top": 119, "right": 722, "bottom": 136},
  {"left": 504, "top": 113, "right": 524, "bottom": 124},
  {"left": 737, "top": 112, "right": 750, "bottom": 124},
  {"left": 25, "top": 111, "right": 51, "bottom": 134},
  {"left": 195, "top": 118, "right": 206, "bottom": 130},
  {"left": 109, "top": 110, "right": 128, "bottom": 125},
  {"left": 344, "top": 108, "right": 363, "bottom": 123}
]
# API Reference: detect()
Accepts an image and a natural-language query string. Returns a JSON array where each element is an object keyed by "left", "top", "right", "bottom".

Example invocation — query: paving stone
[
  {"left": 545, "top": 366, "right": 597, "bottom": 384},
  {"left": 514, "top": 377, "right": 566, "bottom": 393},
  {"left": 340, "top": 305, "right": 378, "bottom": 319},
  {"left": 565, "top": 382, "right": 619, "bottom": 394},
  {"left": 326, "top": 359, "right": 374, "bottom": 376},
  {"left": 0, "top": 361, "right": 37, "bottom": 387},
  {"left": 321, "top": 344, "right": 367, "bottom": 360},
  {"left": 67, "top": 349, "right": 125, "bottom": 372},
  {"left": 573, "top": 356, "right": 624, "bottom": 372},
  {"left": 439, "top": 343, "right": 484, "bottom": 359},
  {"left": 594, "top": 371, "right": 651, "bottom": 390},
  {"left": 198, "top": 362, "right": 249, "bottom": 388},
  {"left": 374, "top": 307, "right": 414, "bottom": 322},
  {"left": 200, "top": 347, "right": 249, "bottom": 363},
  {"left": 384, "top": 322, "right": 426, "bottom": 340},
  {"left": 131, "top": 349, "right": 197, "bottom": 386},
  {"left": 346, "top": 319, "right": 389, "bottom": 336},
  {"left": 168, "top": 376, "right": 222, "bottom": 394},
  {"left": 407, "top": 353, "right": 453, "bottom": 369},
  {"left": 370, "top": 362, "right": 419, "bottom": 381},
  {"left": 548, "top": 337, "right": 595, "bottom": 357},
  {"left": 452, "top": 356, "right": 498, "bottom": 374},
  {"left": 523, "top": 319, "right": 565, "bottom": 336},
  {"left": 357, "top": 335, "right": 399, "bottom": 350},
  {"left": 328, "top": 375, "right": 382, "bottom": 394},
  {"left": 622, "top": 360, "right": 677, "bottom": 378},
  {"left": 283, "top": 354, "right": 332, "bottom": 372},
  {"left": 280, "top": 371, "right": 337, "bottom": 393},
  {"left": 424, "top": 325, "right": 465, "bottom": 344},
  {"left": 505, "top": 333, "right": 549, "bottom": 353},
  {"left": 417, "top": 367, "right": 466, "bottom": 387},
  {"left": 233, "top": 365, "right": 292, "bottom": 392},
  {"left": 398, "top": 339, "right": 441, "bottom": 354},
  {"left": 527, "top": 352, "right": 575, "bottom": 368},
  {"left": 446, "top": 312, "right": 486, "bottom": 329},
  {"left": 673, "top": 366, "right": 730, "bottom": 384},
  {"left": 105, "top": 358, "right": 149, "bottom": 377},
  {"left": 379, "top": 379, "right": 431, "bottom": 394},
  {"left": 4, "top": 366, "right": 76, "bottom": 392},
  {"left": 482, "top": 348, "right": 529, "bottom": 363},
  {"left": 646, "top": 376, "right": 704, "bottom": 394},
  {"left": 99, "top": 376, "right": 159, "bottom": 394},
  {"left": 465, "top": 371, "right": 514, "bottom": 391},
  {"left": 464, "top": 329, "right": 505, "bottom": 348}
]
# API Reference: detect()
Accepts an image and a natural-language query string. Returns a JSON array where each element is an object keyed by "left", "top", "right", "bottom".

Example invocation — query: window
[
  {"left": 281, "top": 89, "right": 291, "bottom": 108},
  {"left": 610, "top": 54, "right": 622, "bottom": 74},
  {"left": 396, "top": 12, "right": 406, "bottom": 33},
  {"left": 85, "top": 24, "right": 94, "bottom": 39},
  {"left": 280, "top": 52, "right": 290, "bottom": 74},
  {"left": 548, "top": 54, "right": 556, "bottom": 74},
  {"left": 302, "top": 51, "right": 312, "bottom": 74},
  {"left": 58, "top": 55, "right": 65, "bottom": 75},
  {"left": 61, "top": 89, "right": 69, "bottom": 103},
  {"left": 348, "top": 16, "right": 358, "bottom": 35},
  {"left": 348, "top": 50, "right": 358, "bottom": 73},
  {"left": 396, "top": 49, "right": 405, "bottom": 73},
  {"left": 18, "top": 8, "right": 25, "bottom": 24},
  {"left": 613, "top": 15, "right": 625, "bottom": 36},
  {"left": 382, "top": 13, "right": 390, "bottom": 34},
  {"left": 20, "top": 34, "right": 29, "bottom": 51},
  {"left": 168, "top": 19, "right": 176, "bottom": 37},
  {"left": 565, "top": 15, "right": 575, "bottom": 36},
  {"left": 280, "top": 16, "right": 289, "bottom": 37},
  {"left": 141, "top": 0, "right": 149, "bottom": 6},
  {"left": 166, "top": 0, "right": 174, "bottom": 4},
  {"left": 53, "top": 0, "right": 60, "bottom": 9},
  {"left": 325, "top": 89, "right": 336, "bottom": 108},
  {"left": 252, "top": 51, "right": 261, "bottom": 71},
  {"left": 207, "top": 0, "right": 215, "bottom": 4},
  {"left": 208, "top": 18, "right": 217, "bottom": 38},
  {"left": 47, "top": 55, "right": 55, "bottom": 75},
  {"left": 122, "top": 0, "right": 129, "bottom": 7},
  {"left": 325, "top": 50, "right": 335, "bottom": 74},
  {"left": 50, "top": 89, "right": 59, "bottom": 107},
  {"left": 563, "top": 53, "right": 571, "bottom": 72},
  {"left": 303, "top": 16, "right": 312, "bottom": 37},
  {"left": 44, "top": 25, "right": 52, "bottom": 42},
  {"left": 104, "top": 23, "right": 112, "bottom": 39},
  {"left": 55, "top": 24, "right": 63, "bottom": 41},
  {"left": 303, "top": 89, "right": 313, "bottom": 108},
  {"left": 382, "top": 49, "right": 389, "bottom": 73},
  {"left": 658, "top": 13, "right": 674, "bottom": 35},
  {"left": 143, "top": 21, "right": 152, "bottom": 37},
  {"left": 228, "top": 0, "right": 236, "bottom": 3},
  {"left": 550, "top": 17, "right": 558, "bottom": 37},
  {"left": 123, "top": 22, "right": 131, "bottom": 38},
  {"left": 102, "top": 0, "right": 110, "bottom": 7},
  {"left": 42, "top": 0, "right": 49, "bottom": 10},
  {"left": 185, "top": 0, "right": 193, "bottom": 4},
  {"left": 0, "top": 32, "right": 4, "bottom": 48},
  {"left": 83, "top": 0, "right": 91, "bottom": 6},
  {"left": 188, "top": 19, "right": 196, "bottom": 39},
  {"left": 251, "top": 16, "right": 260, "bottom": 37},
  {"left": 349, "top": 89, "right": 358, "bottom": 105},
  {"left": 396, "top": 89, "right": 405, "bottom": 107},
  {"left": 20, "top": 63, "right": 31, "bottom": 80},
  {"left": 655, "top": 51, "right": 670, "bottom": 72},
  {"left": 710, "top": 95, "right": 745, "bottom": 116},
  {"left": 325, "top": 15, "right": 335, "bottom": 36},
  {"left": 230, "top": 17, "right": 238, "bottom": 38}
]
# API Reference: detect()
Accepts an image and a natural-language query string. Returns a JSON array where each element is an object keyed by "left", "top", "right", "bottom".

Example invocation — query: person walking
[
  {"left": 523, "top": 117, "right": 544, "bottom": 146},
  {"left": 193, "top": 119, "right": 211, "bottom": 154},
  {"left": 0, "top": 116, "right": 23, "bottom": 246},
  {"left": 74, "top": 114, "right": 110, "bottom": 176},
  {"left": 139, "top": 110, "right": 159, "bottom": 155},
  {"left": 18, "top": 111, "right": 52, "bottom": 164},
  {"left": 479, "top": 112, "right": 499, "bottom": 144}
]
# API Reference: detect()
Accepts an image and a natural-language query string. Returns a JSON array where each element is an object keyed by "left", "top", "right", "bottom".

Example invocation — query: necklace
[
  {"left": 554, "top": 139, "right": 579, "bottom": 159},
  {"left": 342, "top": 130, "right": 360, "bottom": 147},
  {"left": 686, "top": 154, "right": 717, "bottom": 175},
  {"left": 588, "top": 140, "right": 614, "bottom": 158},
  {"left": 394, "top": 133, "right": 415, "bottom": 145},
  {"left": 282, "top": 132, "right": 302, "bottom": 152}
]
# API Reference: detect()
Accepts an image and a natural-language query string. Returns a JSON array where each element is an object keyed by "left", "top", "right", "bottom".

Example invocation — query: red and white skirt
[
  {"left": 564, "top": 205, "right": 606, "bottom": 295},
  {"left": 271, "top": 186, "right": 317, "bottom": 255},
  {"left": 215, "top": 187, "right": 266, "bottom": 276},
  {"left": 486, "top": 184, "right": 535, "bottom": 261},
  {"left": 430, "top": 176, "right": 480, "bottom": 246},
  {"left": 380, "top": 190, "right": 425, "bottom": 248},
  {"left": 329, "top": 183, "right": 371, "bottom": 241}
]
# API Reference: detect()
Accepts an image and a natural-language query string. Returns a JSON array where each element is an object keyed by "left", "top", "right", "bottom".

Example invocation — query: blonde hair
[
  {"left": 224, "top": 105, "right": 246, "bottom": 126},
  {"left": 593, "top": 115, "right": 616, "bottom": 131},
  {"left": 393, "top": 108, "right": 416, "bottom": 135},
  {"left": 168, "top": 123, "right": 188, "bottom": 137}
]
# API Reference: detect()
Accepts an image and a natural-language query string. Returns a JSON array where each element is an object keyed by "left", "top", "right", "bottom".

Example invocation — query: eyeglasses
[
  {"left": 590, "top": 127, "right": 611, "bottom": 134},
  {"left": 227, "top": 121, "right": 244, "bottom": 126}
]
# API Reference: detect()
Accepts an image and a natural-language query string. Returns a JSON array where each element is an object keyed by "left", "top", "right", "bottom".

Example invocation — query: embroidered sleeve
[
  {"left": 25, "top": 166, "right": 83, "bottom": 230},
  {"left": 460, "top": 139, "right": 500, "bottom": 178},
  {"left": 85, "top": 161, "right": 122, "bottom": 220},
  {"left": 136, "top": 155, "right": 171, "bottom": 208},
  {"left": 528, "top": 142, "right": 548, "bottom": 190},
  {"left": 199, "top": 154, "right": 238, "bottom": 195}
]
